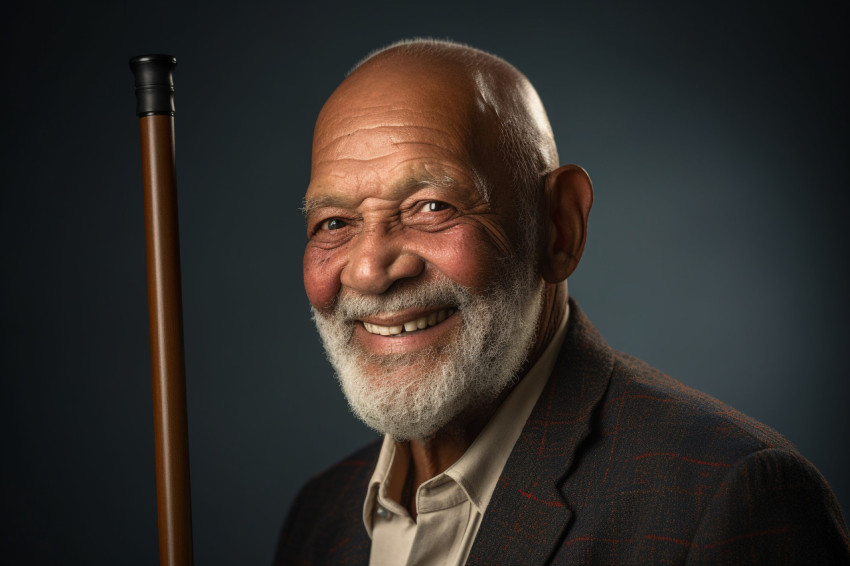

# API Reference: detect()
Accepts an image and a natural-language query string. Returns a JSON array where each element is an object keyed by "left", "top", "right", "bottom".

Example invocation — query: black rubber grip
[{"left": 130, "top": 54, "right": 177, "bottom": 116}]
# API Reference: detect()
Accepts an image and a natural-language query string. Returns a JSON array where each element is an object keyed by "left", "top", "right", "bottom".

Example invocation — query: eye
[
  {"left": 320, "top": 218, "right": 347, "bottom": 231},
  {"left": 421, "top": 201, "right": 450, "bottom": 212}
]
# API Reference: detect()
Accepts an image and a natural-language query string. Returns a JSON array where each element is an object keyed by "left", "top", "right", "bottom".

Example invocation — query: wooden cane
[{"left": 130, "top": 54, "right": 194, "bottom": 566}]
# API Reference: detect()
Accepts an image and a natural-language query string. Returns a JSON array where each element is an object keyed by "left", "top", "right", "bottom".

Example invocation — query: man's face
[{"left": 303, "top": 62, "right": 543, "bottom": 439}]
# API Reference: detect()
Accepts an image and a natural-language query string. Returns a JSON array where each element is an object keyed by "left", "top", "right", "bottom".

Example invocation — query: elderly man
[{"left": 275, "top": 40, "right": 849, "bottom": 565}]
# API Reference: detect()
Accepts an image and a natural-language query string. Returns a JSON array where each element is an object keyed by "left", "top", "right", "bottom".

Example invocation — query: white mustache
[{"left": 332, "top": 279, "right": 474, "bottom": 321}]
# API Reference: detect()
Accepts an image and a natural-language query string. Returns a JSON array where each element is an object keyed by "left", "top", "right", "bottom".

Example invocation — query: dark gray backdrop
[{"left": 2, "top": 1, "right": 847, "bottom": 564}]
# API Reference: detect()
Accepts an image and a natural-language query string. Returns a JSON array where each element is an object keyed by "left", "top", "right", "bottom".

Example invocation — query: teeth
[{"left": 363, "top": 308, "right": 455, "bottom": 336}]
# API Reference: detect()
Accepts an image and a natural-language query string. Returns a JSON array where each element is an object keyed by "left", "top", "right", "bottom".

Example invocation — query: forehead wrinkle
[
  {"left": 312, "top": 130, "right": 490, "bottom": 204},
  {"left": 312, "top": 153, "right": 398, "bottom": 170},
  {"left": 320, "top": 103, "right": 469, "bottom": 133},
  {"left": 309, "top": 151, "right": 466, "bottom": 190},
  {"left": 315, "top": 95, "right": 475, "bottom": 147},
  {"left": 314, "top": 123, "right": 471, "bottom": 161}
]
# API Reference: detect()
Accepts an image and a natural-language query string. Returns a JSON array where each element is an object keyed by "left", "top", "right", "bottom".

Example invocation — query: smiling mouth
[{"left": 362, "top": 308, "right": 457, "bottom": 336}]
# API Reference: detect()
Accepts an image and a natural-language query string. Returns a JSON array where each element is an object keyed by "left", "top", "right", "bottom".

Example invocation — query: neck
[
  {"left": 401, "top": 281, "right": 568, "bottom": 519},
  {"left": 400, "top": 404, "right": 493, "bottom": 519}
]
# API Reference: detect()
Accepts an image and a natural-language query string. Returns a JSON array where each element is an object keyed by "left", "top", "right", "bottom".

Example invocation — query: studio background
[{"left": 3, "top": 1, "right": 847, "bottom": 564}]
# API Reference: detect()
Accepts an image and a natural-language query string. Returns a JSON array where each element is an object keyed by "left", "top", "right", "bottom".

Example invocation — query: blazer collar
[{"left": 467, "top": 299, "right": 615, "bottom": 565}]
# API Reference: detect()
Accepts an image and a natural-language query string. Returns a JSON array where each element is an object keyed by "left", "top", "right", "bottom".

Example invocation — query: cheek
[
  {"left": 415, "top": 228, "right": 500, "bottom": 290},
  {"left": 303, "top": 245, "right": 343, "bottom": 310}
]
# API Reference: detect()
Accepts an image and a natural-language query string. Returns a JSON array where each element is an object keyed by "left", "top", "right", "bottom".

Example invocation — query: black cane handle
[{"left": 130, "top": 54, "right": 177, "bottom": 116}]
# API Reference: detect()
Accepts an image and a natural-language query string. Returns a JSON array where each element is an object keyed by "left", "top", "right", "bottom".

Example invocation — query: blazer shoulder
[
  {"left": 684, "top": 447, "right": 850, "bottom": 564},
  {"left": 608, "top": 349, "right": 796, "bottom": 459}
]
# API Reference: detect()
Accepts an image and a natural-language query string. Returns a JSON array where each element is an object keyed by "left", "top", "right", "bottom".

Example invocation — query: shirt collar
[{"left": 363, "top": 435, "right": 408, "bottom": 537}]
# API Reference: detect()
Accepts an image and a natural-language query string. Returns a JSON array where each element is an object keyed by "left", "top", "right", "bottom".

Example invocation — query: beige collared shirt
[{"left": 363, "top": 305, "right": 570, "bottom": 566}]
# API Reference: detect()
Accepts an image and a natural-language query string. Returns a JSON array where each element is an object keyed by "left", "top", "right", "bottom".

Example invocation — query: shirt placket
[{"left": 404, "top": 476, "right": 471, "bottom": 565}]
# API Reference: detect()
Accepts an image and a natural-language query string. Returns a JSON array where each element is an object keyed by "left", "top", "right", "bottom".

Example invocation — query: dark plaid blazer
[{"left": 275, "top": 300, "right": 850, "bottom": 565}]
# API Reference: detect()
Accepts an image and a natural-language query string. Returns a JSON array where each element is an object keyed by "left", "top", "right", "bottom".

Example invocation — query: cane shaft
[
  {"left": 139, "top": 114, "right": 194, "bottom": 566},
  {"left": 131, "top": 54, "right": 194, "bottom": 565}
]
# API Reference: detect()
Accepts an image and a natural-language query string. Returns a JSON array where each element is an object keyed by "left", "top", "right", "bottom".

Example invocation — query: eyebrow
[
  {"left": 301, "top": 173, "right": 475, "bottom": 219},
  {"left": 301, "top": 195, "right": 345, "bottom": 219}
]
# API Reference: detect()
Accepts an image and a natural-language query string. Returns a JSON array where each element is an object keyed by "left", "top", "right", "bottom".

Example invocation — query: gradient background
[{"left": 2, "top": 0, "right": 847, "bottom": 564}]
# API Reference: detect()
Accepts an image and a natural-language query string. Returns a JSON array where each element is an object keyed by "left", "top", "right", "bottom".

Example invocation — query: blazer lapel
[
  {"left": 327, "top": 450, "right": 376, "bottom": 565},
  {"left": 467, "top": 301, "right": 614, "bottom": 565}
]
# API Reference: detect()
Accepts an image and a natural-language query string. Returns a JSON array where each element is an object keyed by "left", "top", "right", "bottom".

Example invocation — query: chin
[{"left": 312, "top": 271, "right": 545, "bottom": 441}]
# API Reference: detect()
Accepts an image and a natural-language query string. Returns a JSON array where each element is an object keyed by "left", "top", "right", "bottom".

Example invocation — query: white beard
[{"left": 312, "top": 260, "right": 543, "bottom": 441}]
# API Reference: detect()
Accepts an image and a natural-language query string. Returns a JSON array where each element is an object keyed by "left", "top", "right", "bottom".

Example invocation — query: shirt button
[{"left": 376, "top": 505, "right": 391, "bottom": 520}]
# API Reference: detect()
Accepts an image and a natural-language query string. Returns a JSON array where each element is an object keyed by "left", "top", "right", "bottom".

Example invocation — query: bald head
[{"left": 367, "top": 42, "right": 555, "bottom": 183}]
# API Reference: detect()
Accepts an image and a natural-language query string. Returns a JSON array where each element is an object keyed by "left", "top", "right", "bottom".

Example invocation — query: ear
[{"left": 540, "top": 164, "right": 593, "bottom": 283}]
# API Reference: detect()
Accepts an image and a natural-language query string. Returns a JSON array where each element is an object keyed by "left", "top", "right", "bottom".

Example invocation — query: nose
[{"left": 340, "top": 226, "right": 425, "bottom": 295}]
